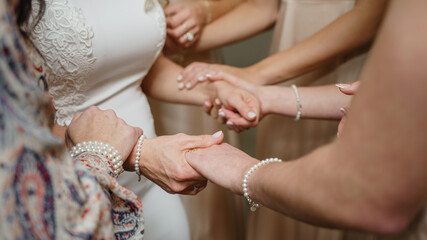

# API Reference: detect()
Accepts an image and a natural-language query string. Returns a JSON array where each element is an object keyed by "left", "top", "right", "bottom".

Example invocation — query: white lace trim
[
  {"left": 154, "top": 0, "right": 166, "bottom": 57},
  {"left": 30, "top": 0, "right": 96, "bottom": 126}
]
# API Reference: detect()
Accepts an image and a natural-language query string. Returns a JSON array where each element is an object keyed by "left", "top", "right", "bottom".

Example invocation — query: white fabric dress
[{"left": 30, "top": 0, "right": 190, "bottom": 239}]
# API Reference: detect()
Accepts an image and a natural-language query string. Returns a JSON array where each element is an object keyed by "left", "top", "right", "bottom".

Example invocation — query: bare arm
[
  {"left": 187, "top": 0, "right": 427, "bottom": 234},
  {"left": 188, "top": 0, "right": 279, "bottom": 52},
  {"left": 179, "top": 0, "right": 386, "bottom": 91},
  {"left": 250, "top": 0, "right": 387, "bottom": 84}
]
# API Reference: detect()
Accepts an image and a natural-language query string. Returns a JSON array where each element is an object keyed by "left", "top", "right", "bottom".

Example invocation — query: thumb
[
  {"left": 228, "top": 93, "right": 258, "bottom": 122},
  {"left": 186, "top": 131, "right": 224, "bottom": 149}
]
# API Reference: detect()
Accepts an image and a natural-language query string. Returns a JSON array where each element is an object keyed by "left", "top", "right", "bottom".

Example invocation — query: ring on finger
[{"left": 185, "top": 32, "right": 194, "bottom": 42}]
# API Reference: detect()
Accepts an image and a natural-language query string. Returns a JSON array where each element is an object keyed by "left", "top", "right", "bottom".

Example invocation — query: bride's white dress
[{"left": 29, "top": 0, "right": 190, "bottom": 239}]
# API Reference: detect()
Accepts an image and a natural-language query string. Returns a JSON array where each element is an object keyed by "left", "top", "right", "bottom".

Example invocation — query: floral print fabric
[{"left": 0, "top": 1, "right": 144, "bottom": 239}]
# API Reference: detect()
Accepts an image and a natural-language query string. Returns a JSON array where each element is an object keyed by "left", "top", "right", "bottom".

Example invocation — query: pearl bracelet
[
  {"left": 291, "top": 84, "right": 302, "bottom": 121},
  {"left": 71, "top": 141, "right": 124, "bottom": 178},
  {"left": 135, "top": 135, "right": 145, "bottom": 182},
  {"left": 243, "top": 157, "right": 283, "bottom": 212}
]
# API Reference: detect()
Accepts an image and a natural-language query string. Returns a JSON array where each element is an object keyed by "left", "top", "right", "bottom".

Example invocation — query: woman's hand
[
  {"left": 66, "top": 106, "right": 143, "bottom": 160},
  {"left": 124, "top": 131, "right": 224, "bottom": 195},
  {"left": 209, "top": 81, "right": 261, "bottom": 133},
  {"left": 177, "top": 62, "right": 259, "bottom": 91},
  {"left": 165, "top": 1, "right": 209, "bottom": 48},
  {"left": 186, "top": 143, "right": 258, "bottom": 195}
]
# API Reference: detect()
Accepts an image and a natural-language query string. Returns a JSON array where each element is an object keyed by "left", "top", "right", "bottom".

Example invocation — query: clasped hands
[
  {"left": 66, "top": 106, "right": 225, "bottom": 195},
  {"left": 177, "top": 62, "right": 263, "bottom": 133}
]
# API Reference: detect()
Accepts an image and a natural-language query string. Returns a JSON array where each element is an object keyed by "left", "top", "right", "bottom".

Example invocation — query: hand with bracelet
[
  {"left": 122, "top": 130, "right": 225, "bottom": 195},
  {"left": 66, "top": 106, "right": 143, "bottom": 174},
  {"left": 200, "top": 71, "right": 354, "bottom": 130}
]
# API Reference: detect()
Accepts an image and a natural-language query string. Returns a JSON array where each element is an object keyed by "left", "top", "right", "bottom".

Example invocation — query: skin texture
[
  {"left": 66, "top": 106, "right": 143, "bottom": 160},
  {"left": 178, "top": 0, "right": 387, "bottom": 88},
  {"left": 186, "top": 0, "right": 427, "bottom": 234},
  {"left": 164, "top": 0, "right": 243, "bottom": 50}
]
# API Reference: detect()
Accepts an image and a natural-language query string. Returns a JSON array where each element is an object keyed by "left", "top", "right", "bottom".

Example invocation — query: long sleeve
[{"left": 0, "top": 1, "right": 144, "bottom": 239}]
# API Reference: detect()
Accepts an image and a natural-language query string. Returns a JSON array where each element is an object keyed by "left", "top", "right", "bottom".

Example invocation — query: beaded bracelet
[
  {"left": 135, "top": 135, "right": 145, "bottom": 182},
  {"left": 243, "top": 157, "right": 283, "bottom": 212},
  {"left": 71, "top": 141, "right": 124, "bottom": 178},
  {"left": 291, "top": 84, "right": 302, "bottom": 121}
]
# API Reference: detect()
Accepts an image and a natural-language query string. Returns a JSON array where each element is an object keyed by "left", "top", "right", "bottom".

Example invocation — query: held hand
[
  {"left": 125, "top": 131, "right": 224, "bottom": 195},
  {"left": 66, "top": 106, "right": 143, "bottom": 160},
  {"left": 186, "top": 143, "right": 258, "bottom": 195},
  {"left": 210, "top": 82, "right": 262, "bottom": 133},
  {"left": 177, "top": 62, "right": 258, "bottom": 91},
  {"left": 165, "top": 1, "right": 208, "bottom": 48}
]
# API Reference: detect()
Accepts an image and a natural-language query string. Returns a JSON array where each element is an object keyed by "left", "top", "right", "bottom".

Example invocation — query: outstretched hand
[
  {"left": 123, "top": 131, "right": 224, "bottom": 195},
  {"left": 176, "top": 62, "right": 258, "bottom": 91},
  {"left": 209, "top": 81, "right": 262, "bottom": 133},
  {"left": 185, "top": 143, "right": 258, "bottom": 195}
]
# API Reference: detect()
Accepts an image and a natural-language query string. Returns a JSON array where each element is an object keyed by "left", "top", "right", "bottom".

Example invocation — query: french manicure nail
[
  {"left": 339, "top": 107, "right": 347, "bottom": 115},
  {"left": 247, "top": 111, "right": 257, "bottom": 119},
  {"left": 178, "top": 82, "right": 184, "bottom": 89},
  {"left": 185, "top": 83, "right": 192, "bottom": 89},
  {"left": 204, "top": 101, "right": 210, "bottom": 108},
  {"left": 205, "top": 73, "right": 213, "bottom": 78},
  {"left": 226, "top": 120, "right": 233, "bottom": 126},
  {"left": 177, "top": 75, "right": 183, "bottom": 81},
  {"left": 215, "top": 99, "right": 221, "bottom": 106},
  {"left": 336, "top": 83, "right": 350, "bottom": 89},
  {"left": 212, "top": 130, "right": 223, "bottom": 138},
  {"left": 198, "top": 76, "right": 205, "bottom": 82},
  {"left": 218, "top": 109, "right": 225, "bottom": 117}
]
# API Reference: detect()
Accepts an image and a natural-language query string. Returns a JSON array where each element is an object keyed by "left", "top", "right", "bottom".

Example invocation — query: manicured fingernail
[
  {"left": 218, "top": 109, "right": 225, "bottom": 117},
  {"left": 177, "top": 75, "right": 183, "bottom": 81},
  {"left": 226, "top": 120, "right": 233, "bottom": 126},
  {"left": 198, "top": 76, "right": 205, "bottom": 82},
  {"left": 247, "top": 112, "right": 257, "bottom": 119},
  {"left": 204, "top": 101, "right": 210, "bottom": 108},
  {"left": 185, "top": 82, "right": 192, "bottom": 89},
  {"left": 178, "top": 82, "right": 184, "bottom": 89},
  {"left": 336, "top": 83, "right": 350, "bottom": 89},
  {"left": 205, "top": 73, "right": 213, "bottom": 78},
  {"left": 215, "top": 99, "right": 221, "bottom": 106},
  {"left": 212, "top": 130, "right": 223, "bottom": 138},
  {"left": 339, "top": 107, "right": 347, "bottom": 115}
]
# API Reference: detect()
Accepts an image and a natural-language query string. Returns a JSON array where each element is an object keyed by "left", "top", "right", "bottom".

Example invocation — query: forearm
[
  {"left": 190, "top": 0, "right": 278, "bottom": 52},
  {"left": 204, "top": 0, "right": 243, "bottom": 24},
  {"left": 258, "top": 84, "right": 351, "bottom": 120},
  {"left": 249, "top": 0, "right": 427, "bottom": 233},
  {"left": 251, "top": 0, "right": 387, "bottom": 85},
  {"left": 142, "top": 55, "right": 216, "bottom": 105}
]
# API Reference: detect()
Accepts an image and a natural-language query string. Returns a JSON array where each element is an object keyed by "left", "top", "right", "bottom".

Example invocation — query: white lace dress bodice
[
  {"left": 31, "top": 0, "right": 165, "bottom": 134},
  {"left": 30, "top": 0, "right": 190, "bottom": 239}
]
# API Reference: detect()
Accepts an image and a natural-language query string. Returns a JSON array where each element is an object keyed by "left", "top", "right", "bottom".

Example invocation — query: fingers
[
  {"left": 337, "top": 107, "right": 349, "bottom": 137},
  {"left": 227, "top": 93, "right": 258, "bottom": 122},
  {"left": 336, "top": 81, "right": 360, "bottom": 95},
  {"left": 167, "top": 18, "right": 197, "bottom": 40},
  {"left": 178, "top": 62, "right": 217, "bottom": 90},
  {"left": 184, "top": 131, "right": 224, "bottom": 150},
  {"left": 166, "top": 7, "right": 190, "bottom": 29}
]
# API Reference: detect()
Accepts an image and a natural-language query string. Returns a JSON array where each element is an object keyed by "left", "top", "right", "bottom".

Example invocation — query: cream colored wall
[{"left": 221, "top": 29, "right": 274, "bottom": 156}]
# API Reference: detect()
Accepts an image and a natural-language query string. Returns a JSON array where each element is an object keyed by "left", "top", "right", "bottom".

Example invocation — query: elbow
[{"left": 350, "top": 204, "right": 418, "bottom": 235}]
